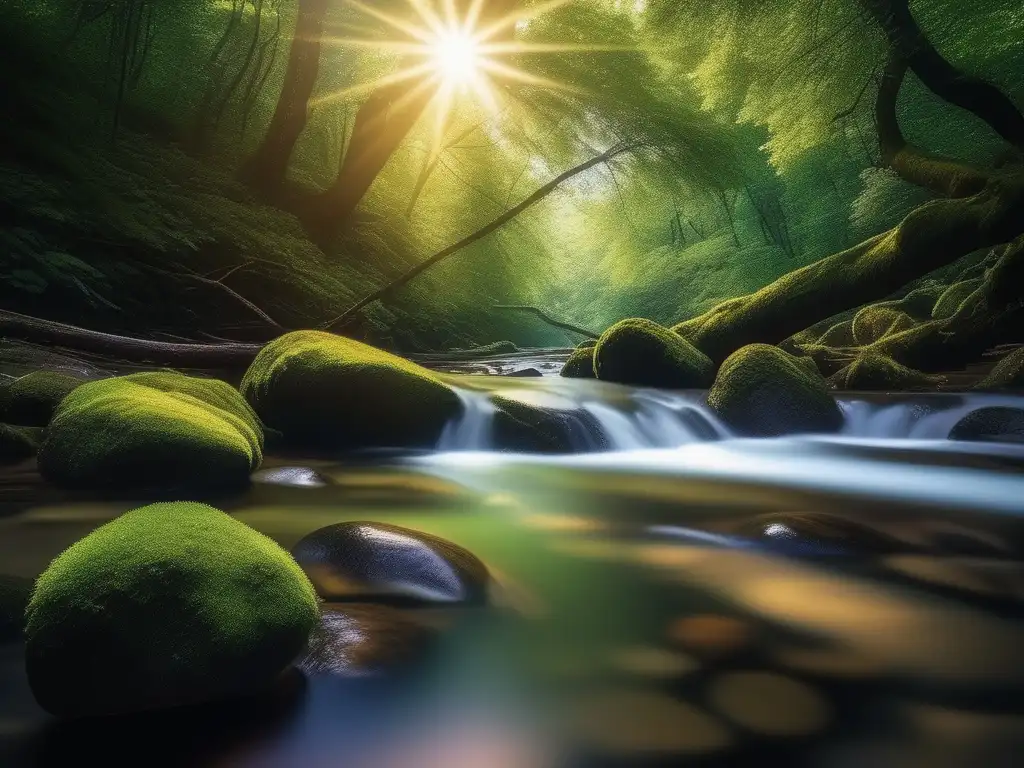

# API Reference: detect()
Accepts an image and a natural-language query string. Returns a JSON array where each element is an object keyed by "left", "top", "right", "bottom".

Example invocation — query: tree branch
[
  {"left": 493, "top": 305, "right": 598, "bottom": 339},
  {"left": 322, "top": 142, "right": 639, "bottom": 330}
]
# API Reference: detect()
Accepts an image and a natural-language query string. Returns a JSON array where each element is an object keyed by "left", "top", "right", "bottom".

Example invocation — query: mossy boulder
[
  {"left": 0, "top": 371, "right": 85, "bottom": 426},
  {"left": 852, "top": 306, "right": 916, "bottom": 346},
  {"left": 819, "top": 321, "right": 855, "bottom": 348},
  {"left": 594, "top": 318, "right": 714, "bottom": 389},
  {"left": 560, "top": 347, "right": 596, "bottom": 379},
  {"left": 707, "top": 344, "right": 843, "bottom": 437},
  {"left": 576, "top": 339, "right": 597, "bottom": 350},
  {"left": 975, "top": 347, "right": 1024, "bottom": 391},
  {"left": 0, "top": 423, "right": 42, "bottom": 464},
  {"left": 828, "top": 352, "right": 941, "bottom": 391},
  {"left": 38, "top": 372, "right": 263, "bottom": 491},
  {"left": 932, "top": 278, "right": 984, "bottom": 320},
  {"left": 492, "top": 395, "right": 607, "bottom": 452},
  {"left": 24, "top": 502, "right": 319, "bottom": 717},
  {"left": 894, "top": 283, "right": 946, "bottom": 319},
  {"left": 241, "top": 331, "right": 461, "bottom": 449}
]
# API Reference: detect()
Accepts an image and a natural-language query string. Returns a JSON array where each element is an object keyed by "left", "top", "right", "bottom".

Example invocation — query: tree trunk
[{"left": 239, "top": 0, "right": 328, "bottom": 195}]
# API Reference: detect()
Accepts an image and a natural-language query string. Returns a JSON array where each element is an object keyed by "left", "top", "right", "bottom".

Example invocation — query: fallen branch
[
  {"left": 178, "top": 271, "right": 283, "bottom": 329},
  {"left": 493, "top": 305, "right": 598, "bottom": 339},
  {"left": 322, "top": 142, "right": 639, "bottom": 330},
  {"left": 0, "top": 310, "right": 263, "bottom": 369}
]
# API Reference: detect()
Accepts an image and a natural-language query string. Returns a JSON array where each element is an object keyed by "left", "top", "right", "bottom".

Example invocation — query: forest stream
[{"left": 1, "top": 348, "right": 1023, "bottom": 768}]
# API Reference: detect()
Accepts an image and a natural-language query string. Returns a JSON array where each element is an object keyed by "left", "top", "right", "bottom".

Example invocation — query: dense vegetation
[{"left": 1, "top": 0, "right": 1022, "bottom": 354}]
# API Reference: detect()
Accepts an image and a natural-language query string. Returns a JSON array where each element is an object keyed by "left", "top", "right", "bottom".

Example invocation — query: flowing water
[{"left": 2, "top": 351, "right": 1024, "bottom": 767}]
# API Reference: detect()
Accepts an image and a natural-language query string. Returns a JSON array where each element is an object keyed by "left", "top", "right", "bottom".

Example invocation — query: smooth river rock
[
  {"left": 949, "top": 407, "right": 1024, "bottom": 444},
  {"left": 300, "top": 605, "right": 435, "bottom": 676},
  {"left": 292, "top": 522, "right": 489, "bottom": 604}
]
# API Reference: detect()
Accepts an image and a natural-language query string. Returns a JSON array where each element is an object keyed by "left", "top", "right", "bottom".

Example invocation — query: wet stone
[
  {"left": 300, "top": 605, "right": 435, "bottom": 676},
  {"left": 949, "top": 407, "right": 1024, "bottom": 444},
  {"left": 292, "top": 521, "right": 490, "bottom": 604},
  {"left": 504, "top": 368, "right": 544, "bottom": 377},
  {"left": 732, "top": 511, "right": 905, "bottom": 556}
]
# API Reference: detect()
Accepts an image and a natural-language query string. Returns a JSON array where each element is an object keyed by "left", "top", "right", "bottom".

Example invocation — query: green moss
[
  {"left": 0, "top": 371, "right": 84, "bottom": 426},
  {"left": 851, "top": 306, "right": 916, "bottom": 346},
  {"left": 707, "top": 344, "right": 843, "bottom": 437},
  {"left": 0, "top": 423, "right": 42, "bottom": 464},
  {"left": 828, "top": 352, "right": 941, "bottom": 391},
  {"left": 932, "top": 278, "right": 984, "bottom": 320},
  {"left": 241, "top": 330, "right": 461, "bottom": 449},
  {"left": 594, "top": 318, "right": 714, "bottom": 389},
  {"left": 25, "top": 502, "right": 318, "bottom": 717},
  {"left": 894, "top": 283, "right": 946, "bottom": 319},
  {"left": 38, "top": 372, "right": 262, "bottom": 491},
  {"left": 976, "top": 347, "right": 1024, "bottom": 391},
  {"left": 818, "top": 321, "right": 855, "bottom": 348},
  {"left": 560, "top": 347, "right": 596, "bottom": 378},
  {"left": 492, "top": 395, "right": 605, "bottom": 453},
  {"left": 576, "top": 339, "right": 597, "bottom": 350}
]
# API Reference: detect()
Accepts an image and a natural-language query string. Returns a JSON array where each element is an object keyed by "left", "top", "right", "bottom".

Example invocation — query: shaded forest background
[{"left": 2, "top": 0, "right": 1022, "bottom": 352}]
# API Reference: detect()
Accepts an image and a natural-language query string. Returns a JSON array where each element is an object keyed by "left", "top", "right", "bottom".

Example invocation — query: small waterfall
[{"left": 436, "top": 387, "right": 496, "bottom": 450}]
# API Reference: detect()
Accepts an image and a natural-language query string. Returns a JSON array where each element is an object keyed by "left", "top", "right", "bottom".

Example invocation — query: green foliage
[
  {"left": 39, "top": 372, "right": 263, "bottom": 491},
  {"left": 25, "top": 501, "right": 318, "bottom": 716},
  {"left": 240, "top": 330, "right": 461, "bottom": 449}
]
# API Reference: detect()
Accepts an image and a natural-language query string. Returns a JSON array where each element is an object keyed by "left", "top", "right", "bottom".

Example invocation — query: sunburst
[{"left": 315, "top": 0, "right": 631, "bottom": 151}]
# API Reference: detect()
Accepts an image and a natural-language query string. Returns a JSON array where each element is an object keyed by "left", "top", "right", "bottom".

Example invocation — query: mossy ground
[
  {"left": 39, "top": 372, "right": 263, "bottom": 491},
  {"left": 241, "top": 331, "right": 461, "bottom": 450},
  {"left": 595, "top": 318, "right": 714, "bottom": 389},
  {"left": 25, "top": 501, "right": 319, "bottom": 717}
]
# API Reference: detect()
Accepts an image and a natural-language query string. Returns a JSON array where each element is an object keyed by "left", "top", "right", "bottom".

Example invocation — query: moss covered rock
[
  {"left": 852, "top": 306, "right": 916, "bottom": 346},
  {"left": 828, "top": 352, "right": 941, "bottom": 391},
  {"left": 932, "top": 278, "right": 984, "bottom": 320},
  {"left": 492, "top": 395, "right": 607, "bottom": 452},
  {"left": 819, "top": 321, "right": 855, "bottom": 348},
  {"left": 0, "top": 423, "right": 42, "bottom": 464},
  {"left": 560, "top": 347, "right": 596, "bottom": 379},
  {"left": 576, "top": 339, "right": 597, "bottom": 350},
  {"left": 39, "top": 372, "right": 262, "bottom": 491},
  {"left": 707, "top": 344, "right": 843, "bottom": 437},
  {"left": 975, "top": 347, "right": 1024, "bottom": 391},
  {"left": 0, "top": 371, "right": 84, "bottom": 426},
  {"left": 25, "top": 502, "right": 318, "bottom": 717},
  {"left": 241, "top": 331, "right": 461, "bottom": 449},
  {"left": 895, "top": 283, "right": 946, "bottom": 319},
  {"left": 594, "top": 318, "right": 714, "bottom": 389}
]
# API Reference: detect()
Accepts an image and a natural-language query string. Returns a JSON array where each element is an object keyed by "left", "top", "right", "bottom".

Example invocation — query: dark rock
[
  {"left": 733, "top": 512, "right": 904, "bottom": 556},
  {"left": 707, "top": 344, "right": 843, "bottom": 437},
  {"left": 505, "top": 367, "right": 543, "bottom": 377},
  {"left": 492, "top": 395, "right": 608, "bottom": 452},
  {"left": 0, "top": 423, "right": 42, "bottom": 464},
  {"left": 560, "top": 347, "right": 597, "bottom": 379},
  {"left": 0, "top": 573, "right": 32, "bottom": 641},
  {"left": 292, "top": 521, "right": 489, "bottom": 604},
  {"left": 595, "top": 318, "right": 714, "bottom": 389},
  {"left": 949, "top": 407, "right": 1024, "bottom": 444},
  {"left": 0, "top": 370, "right": 85, "bottom": 426},
  {"left": 300, "top": 605, "right": 434, "bottom": 676}
]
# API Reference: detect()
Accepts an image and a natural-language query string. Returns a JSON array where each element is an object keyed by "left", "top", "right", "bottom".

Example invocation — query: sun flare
[{"left": 431, "top": 26, "right": 483, "bottom": 86}]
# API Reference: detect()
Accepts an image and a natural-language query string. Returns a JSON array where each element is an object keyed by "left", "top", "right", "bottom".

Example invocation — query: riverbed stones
[
  {"left": 241, "top": 330, "right": 461, "bottom": 450},
  {"left": 0, "top": 370, "right": 85, "bottom": 426},
  {"left": 949, "top": 406, "right": 1024, "bottom": 444},
  {"left": 292, "top": 521, "right": 489, "bottom": 604},
  {"left": 594, "top": 318, "right": 715, "bottom": 389},
  {"left": 24, "top": 502, "right": 319, "bottom": 717},
  {"left": 707, "top": 344, "right": 843, "bottom": 436},
  {"left": 300, "top": 604, "right": 435, "bottom": 676},
  {"left": 38, "top": 372, "right": 263, "bottom": 491},
  {"left": 560, "top": 347, "right": 597, "bottom": 378}
]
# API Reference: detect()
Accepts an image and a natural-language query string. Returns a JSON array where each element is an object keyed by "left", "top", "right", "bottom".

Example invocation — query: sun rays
[{"left": 314, "top": 0, "right": 630, "bottom": 150}]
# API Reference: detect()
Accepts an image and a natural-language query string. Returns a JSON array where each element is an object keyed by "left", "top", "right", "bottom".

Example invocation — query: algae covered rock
[
  {"left": 948, "top": 407, "right": 1024, "bottom": 444},
  {"left": 975, "top": 347, "right": 1024, "bottom": 391},
  {"left": 707, "top": 344, "right": 843, "bottom": 436},
  {"left": 852, "top": 306, "right": 916, "bottom": 346},
  {"left": 0, "top": 371, "right": 84, "bottom": 426},
  {"left": 24, "top": 502, "right": 319, "bottom": 717},
  {"left": 560, "top": 347, "right": 596, "bottom": 379},
  {"left": 0, "top": 423, "right": 42, "bottom": 464},
  {"left": 241, "top": 331, "right": 461, "bottom": 449},
  {"left": 292, "top": 521, "right": 489, "bottom": 604},
  {"left": 39, "top": 372, "right": 263, "bottom": 491},
  {"left": 932, "top": 278, "right": 983, "bottom": 320},
  {"left": 492, "top": 394, "right": 607, "bottom": 452},
  {"left": 594, "top": 318, "right": 714, "bottom": 389},
  {"left": 829, "top": 352, "right": 941, "bottom": 391}
]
